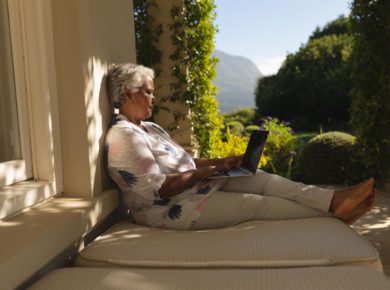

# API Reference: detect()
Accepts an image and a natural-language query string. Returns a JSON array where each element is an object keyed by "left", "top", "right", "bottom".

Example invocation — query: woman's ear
[{"left": 125, "top": 90, "right": 132, "bottom": 102}]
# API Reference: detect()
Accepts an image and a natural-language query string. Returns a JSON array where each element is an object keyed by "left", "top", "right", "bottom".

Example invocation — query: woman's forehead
[{"left": 143, "top": 77, "right": 154, "bottom": 88}]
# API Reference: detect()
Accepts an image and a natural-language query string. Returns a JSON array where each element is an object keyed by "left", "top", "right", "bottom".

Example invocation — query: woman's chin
[{"left": 145, "top": 111, "right": 153, "bottom": 119}]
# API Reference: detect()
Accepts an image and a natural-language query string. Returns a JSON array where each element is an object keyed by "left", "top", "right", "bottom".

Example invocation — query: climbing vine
[
  {"left": 133, "top": 0, "right": 222, "bottom": 157},
  {"left": 170, "top": 0, "right": 222, "bottom": 157}
]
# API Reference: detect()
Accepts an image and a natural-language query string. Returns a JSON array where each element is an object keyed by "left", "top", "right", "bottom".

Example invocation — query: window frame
[
  {"left": 0, "top": 0, "right": 32, "bottom": 187},
  {"left": 0, "top": 0, "right": 63, "bottom": 219}
]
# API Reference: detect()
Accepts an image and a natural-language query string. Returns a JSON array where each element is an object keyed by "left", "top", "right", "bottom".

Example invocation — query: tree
[
  {"left": 350, "top": 0, "right": 390, "bottom": 180},
  {"left": 255, "top": 16, "right": 353, "bottom": 131},
  {"left": 310, "top": 15, "right": 351, "bottom": 40}
]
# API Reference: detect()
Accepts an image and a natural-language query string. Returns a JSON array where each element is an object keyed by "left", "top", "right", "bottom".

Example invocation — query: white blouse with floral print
[{"left": 106, "top": 114, "right": 226, "bottom": 230}]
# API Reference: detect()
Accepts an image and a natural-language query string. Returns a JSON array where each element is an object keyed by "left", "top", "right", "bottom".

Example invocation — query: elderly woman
[{"left": 105, "top": 63, "right": 375, "bottom": 230}]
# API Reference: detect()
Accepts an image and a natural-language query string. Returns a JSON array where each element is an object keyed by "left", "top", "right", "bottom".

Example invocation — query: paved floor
[{"left": 351, "top": 189, "right": 390, "bottom": 276}]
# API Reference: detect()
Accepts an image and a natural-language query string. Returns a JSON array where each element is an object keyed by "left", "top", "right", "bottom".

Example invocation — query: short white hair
[{"left": 106, "top": 63, "right": 155, "bottom": 108}]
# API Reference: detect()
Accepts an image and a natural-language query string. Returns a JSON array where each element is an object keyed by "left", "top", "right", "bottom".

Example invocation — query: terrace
[
  {"left": 352, "top": 189, "right": 390, "bottom": 276},
  {"left": 0, "top": 0, "right": 389, "bottom": 289}
]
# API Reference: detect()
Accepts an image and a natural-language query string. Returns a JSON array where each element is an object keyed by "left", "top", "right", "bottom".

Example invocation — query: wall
[
  {"left": 51, "top": 0, "right": 136, "bottom": 197},
  {"left": 0, "top": 1, "right": 136, "bottom": 289}
]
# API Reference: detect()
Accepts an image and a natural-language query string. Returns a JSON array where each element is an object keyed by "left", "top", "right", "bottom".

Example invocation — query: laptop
[{"left": 209, "top": 130, "right": 269, "bottom": 179}]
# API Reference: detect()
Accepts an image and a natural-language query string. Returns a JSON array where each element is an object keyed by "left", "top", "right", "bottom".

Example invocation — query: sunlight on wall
[
  {"left": 87, "top": 201, "right": 103, "bottom": 230},
  {"left": 84, "top": 56, "right": 109, "bottom": 194},
  {"left": 0, "top": 182, "right": 52, "bottom": 219},
  {"left": 0, "top": 161, "right": 26, "bottom": 186}
]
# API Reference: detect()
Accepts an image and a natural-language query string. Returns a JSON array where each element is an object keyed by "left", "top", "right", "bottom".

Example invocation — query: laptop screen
[{"left": 242, "top": 130, "right": 269, "bottom": 173}]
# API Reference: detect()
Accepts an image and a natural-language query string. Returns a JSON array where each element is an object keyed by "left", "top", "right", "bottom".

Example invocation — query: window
[
  {"left": 0, "top": 0, "right": 32, "bottom": 187},
  {"left": 0, "top": 0, "right": 62, "bottom": 219},
  {"left": 0, "top": 4, "right": 20, "bottom": 162}
]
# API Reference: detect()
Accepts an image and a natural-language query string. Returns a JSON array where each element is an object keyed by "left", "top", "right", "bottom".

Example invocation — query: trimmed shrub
[
  {"left": 298, "top": 131, "right": 362, "bottom": 185},
  {"left": 245, "top": 125, "right": 260, "bottom": 136},
  {"left": 222, "top": 108, "right": 256, "bottom": 127},
  {"left": 226, "top": 121, "right": 244, "bottom": 136}
]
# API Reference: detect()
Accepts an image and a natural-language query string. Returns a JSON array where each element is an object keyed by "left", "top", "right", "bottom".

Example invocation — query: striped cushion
[
  {"left": 76, "top": 217, "right": 382, "bottom": 271},
  {"left": 29, "top": 267, "right": 390, "bottom": 290}
]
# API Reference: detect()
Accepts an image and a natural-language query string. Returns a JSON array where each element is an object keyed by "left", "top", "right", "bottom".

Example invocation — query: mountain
[{"left": 212, "top": 49, "right": 263, "bottom": 112}]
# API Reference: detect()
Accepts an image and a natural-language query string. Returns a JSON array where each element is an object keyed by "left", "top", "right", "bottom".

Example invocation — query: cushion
[
  {"left": 29, "top": 267, "right": 390, "bottom": 290},
  {"left": 76, "top": 217, "right": 382, "bottom": 271}
]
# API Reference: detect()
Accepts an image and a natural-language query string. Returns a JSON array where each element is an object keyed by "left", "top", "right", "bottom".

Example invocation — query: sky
[{"left": 214, "top": 0, "right": 352, "bottom": 75}]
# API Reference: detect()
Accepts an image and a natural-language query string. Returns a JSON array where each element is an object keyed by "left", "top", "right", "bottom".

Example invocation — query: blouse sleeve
[{"left": 107, "top": 126, "right": 166, "bottom": 211}]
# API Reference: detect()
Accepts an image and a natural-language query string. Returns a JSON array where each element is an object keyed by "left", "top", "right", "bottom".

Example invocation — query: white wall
[
  {"left": 0, "top": 1, "right": 136, "bottom": 289},
  {"left": 51, "top": 0, "right": 136, "bottom": 197}
]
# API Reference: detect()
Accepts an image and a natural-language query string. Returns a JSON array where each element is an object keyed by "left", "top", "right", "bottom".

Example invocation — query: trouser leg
[
  {"left": 191, "top": 171, "right": 334, "bottom": 230},
  {"left": 191, "top": 191, "right": 331, "bottom": 230},
  {"left": 222, "top": 170, "right": 334, "bottom": 212}
]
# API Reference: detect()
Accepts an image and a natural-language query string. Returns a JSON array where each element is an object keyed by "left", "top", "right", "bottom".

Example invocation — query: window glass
[{"left": 0, "top": 0, "right": 21, "bottom": 162}]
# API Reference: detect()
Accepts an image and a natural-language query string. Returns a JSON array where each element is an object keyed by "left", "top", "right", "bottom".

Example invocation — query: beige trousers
[{"left": 191, "top": 170, "right": 334, "bottom": 230}]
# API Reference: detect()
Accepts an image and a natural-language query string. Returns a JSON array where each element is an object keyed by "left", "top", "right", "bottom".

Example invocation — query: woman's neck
[{"left": 119, "top": 110, "right": 142, "bottom": 127}]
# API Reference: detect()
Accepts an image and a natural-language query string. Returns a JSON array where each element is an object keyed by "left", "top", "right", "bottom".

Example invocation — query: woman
[{"left": 105, "top": 63, "right": 375, "bottom": 230}]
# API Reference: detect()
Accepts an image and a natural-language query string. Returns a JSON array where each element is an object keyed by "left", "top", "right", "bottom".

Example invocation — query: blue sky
[{"left": 214, "top": 0, "right": 352, "bottom": 75}]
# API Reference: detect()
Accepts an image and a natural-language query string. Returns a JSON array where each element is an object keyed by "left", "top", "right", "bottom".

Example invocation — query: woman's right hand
[
  {"left": 159, "top": 166, "right": 223, "bottom": 198},
  {"left": 195, "top": 165, "right": 227, "bottom": 180}
]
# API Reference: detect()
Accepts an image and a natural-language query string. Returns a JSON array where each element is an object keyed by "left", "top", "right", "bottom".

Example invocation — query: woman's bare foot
[
  {"left": 330, "top": 178, "right": 374, "bottom": 220},
  {"left": 342, "top": 189, "right": 376, "bottom": 224}
]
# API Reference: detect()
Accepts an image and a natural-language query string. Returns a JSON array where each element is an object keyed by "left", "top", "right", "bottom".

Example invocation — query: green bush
[
  {"left": 211, "top": 130, "right": 269, "bottom": 169},
  {"left": 245, "top": 125, "right": 260, "bottom": 136},
  {"left": 212, "top": 117, "right": 300, "bottom": 176},
  {"left": 222, "top": 108, "right": 256, "bottom": 127},
  {"left": 226, "top": 121, "right": 244, "bottom": 136},
  {"left": 297, "top": 131, "right": 362, "bottom": 185},
  {"left": 212, "top": 130, "right": 248, "bottom": 158},
  {"left": 261, "top": 118, "right": 298, "bottom": 178}
]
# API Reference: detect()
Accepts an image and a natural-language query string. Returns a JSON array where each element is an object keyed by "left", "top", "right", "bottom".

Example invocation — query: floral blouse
[{"left": 106, "top": 114, "right": 226, "bottom": 230}]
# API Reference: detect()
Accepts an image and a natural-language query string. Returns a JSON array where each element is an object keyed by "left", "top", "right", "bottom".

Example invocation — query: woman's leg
[
  {"left": 216, "top": 171, "right": 374, "bottom": 225},
  {"left": 191, "top": 191, "right": 330, "bottom": 230},
  {"left": 221, "top": 170, "right": 334, "bottom": 212}
]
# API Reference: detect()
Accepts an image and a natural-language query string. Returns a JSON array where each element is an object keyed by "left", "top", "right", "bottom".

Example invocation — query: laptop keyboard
[{"left": 221, "top": 167, "right": 252, "bottom": 177}]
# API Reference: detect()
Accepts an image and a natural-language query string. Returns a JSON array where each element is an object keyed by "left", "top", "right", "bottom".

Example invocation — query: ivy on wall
[
  {"left": 350, "top": 0, "right": 390, "bottom": 181},
  {"left": 170, "top": 0, "right": 222, "bottom": 157},
  {"left": 133, "top": 0, "right": 222, "bottom": 157}
]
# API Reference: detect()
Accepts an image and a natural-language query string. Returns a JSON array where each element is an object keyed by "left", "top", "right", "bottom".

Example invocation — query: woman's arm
[
  {"left": 158, "top": 165, "right": 226, "bottom": 198},
  {"left": 158, "top": 156, "right": 244, "bottom": 198}
]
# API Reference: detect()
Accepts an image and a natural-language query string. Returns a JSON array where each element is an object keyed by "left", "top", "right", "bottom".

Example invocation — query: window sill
[
  {"left": 0, "top": 188, "right": 119, "bottom": 290},
  {"left": 0, "top": 180, "right": 56, "bottom": 220}
]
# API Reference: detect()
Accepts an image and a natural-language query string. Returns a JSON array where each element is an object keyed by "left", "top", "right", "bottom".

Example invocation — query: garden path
[{"left": 351, "top": 189, "right": 390, "bottom": 277}]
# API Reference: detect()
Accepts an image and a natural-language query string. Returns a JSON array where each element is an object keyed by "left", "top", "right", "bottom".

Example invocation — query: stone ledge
[
  {"left": 0, "top": 181, "right": 55, "bottom": 220},
  {"left": 0, "top": 189, "right": 119, "bottom": 290}
]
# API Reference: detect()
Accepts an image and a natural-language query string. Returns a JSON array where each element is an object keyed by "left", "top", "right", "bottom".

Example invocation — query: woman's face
[{"left": 127, "top": 77, "right": 156, "bottom": 122}]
